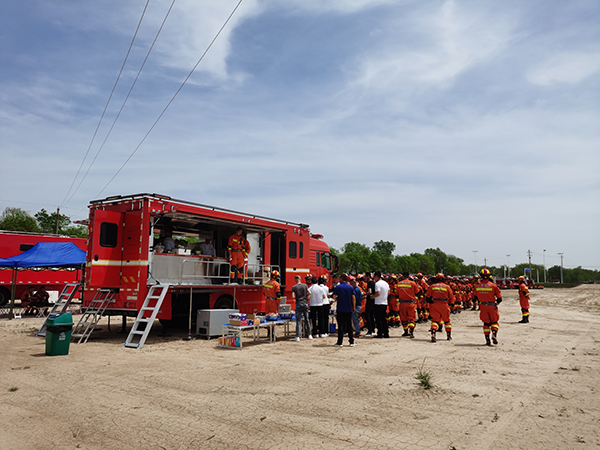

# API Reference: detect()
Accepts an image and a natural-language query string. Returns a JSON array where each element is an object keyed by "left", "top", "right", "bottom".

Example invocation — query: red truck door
[{"left": 88, "top": 210, "right": 124, "bottom": 287}]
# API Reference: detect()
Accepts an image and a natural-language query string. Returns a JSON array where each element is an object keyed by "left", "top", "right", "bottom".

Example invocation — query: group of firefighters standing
[{"left": 274, "top": 268, "right": 531, "bottom": 347}]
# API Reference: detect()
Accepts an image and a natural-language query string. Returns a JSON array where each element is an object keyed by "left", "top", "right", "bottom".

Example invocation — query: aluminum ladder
[
  {"left": 37, "top": 283, "right": 82, "bottom": 337},
  {"left": 124, "top": 284, "right": 170, "bottom": 349},
  {"left": 71, "top": 288, "right": 116, "bottom": 344}
]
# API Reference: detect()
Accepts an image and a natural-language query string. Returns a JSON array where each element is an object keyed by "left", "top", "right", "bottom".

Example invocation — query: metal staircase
[
  {"left": 124, "top": 284, "right": 170, "bottom": 349},
  {"left": 37, "top": 283, "right": 82, "bottom": 337},
  {"left": 71, "top": 288, "right": 117, "bottom": 344}
]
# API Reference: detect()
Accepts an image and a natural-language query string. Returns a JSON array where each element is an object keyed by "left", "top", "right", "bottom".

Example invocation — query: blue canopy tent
[{"left": 0, "top": 242, "right": 86, "bottom": 318}]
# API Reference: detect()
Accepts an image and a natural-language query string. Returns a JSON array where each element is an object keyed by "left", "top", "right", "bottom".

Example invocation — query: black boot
[
  {"left": 485, "top": 337, "right": 491, "bottom": 346},
  {"left": 446, "top": 332, "right": 452, "bottom": 341},
  {"left": 431, "top": 330, "right": 437, "bottom": 343}
]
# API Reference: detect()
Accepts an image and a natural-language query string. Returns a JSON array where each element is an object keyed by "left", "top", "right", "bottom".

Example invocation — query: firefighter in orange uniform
[
  {"left": 474, "top": 269, "right": 502, "bottom": 346},
  {"left": 228, "top": 227, "right": 251, "bottom": 284},
  {"left": 387, "top": 275, "right": 400, "bottom": 327},
  {"left": 396, "top": 272, "right": 419, "bottom": 338},
  {"left": 415, "top": 273, "right": 428, "bottom": 323},
  {"left": 264, "top": 270, "right": 281, "bottom": 314},
  {"left": 425, "top": 274, "right": 454, "bottom": 342},
  {"left": 517, "top": 276, "right": 530, "bottom": 323}
]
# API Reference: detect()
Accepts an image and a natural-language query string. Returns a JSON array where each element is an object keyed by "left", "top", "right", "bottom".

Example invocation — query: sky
[{"left": 1, "top": 0, "right": 599, "bottom": 270}]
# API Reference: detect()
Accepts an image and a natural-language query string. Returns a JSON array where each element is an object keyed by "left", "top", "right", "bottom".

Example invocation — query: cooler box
[{"left": 196, "top": 309, "right": 239, "bottom": 339}]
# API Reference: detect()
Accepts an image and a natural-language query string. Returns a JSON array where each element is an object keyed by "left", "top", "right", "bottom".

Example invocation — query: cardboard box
[{"left": 229, "top": 319, "right": 248, "bottom": 327}]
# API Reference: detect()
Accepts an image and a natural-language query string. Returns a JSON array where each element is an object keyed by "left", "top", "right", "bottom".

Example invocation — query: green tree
[
  {"left": 394, "top": 255, "right": 417, "bottom": 273},
  {"left": 34, "top": 208, "right": 88, "bottom": 238},
  {"left": 445, "top": 254, "right": 464, "bottom": 276},
  {"left": 372, "top": 240, "right": 395, "bottom": 273},
  {"left": 35, "top": 209, "right": 71, "bottom": 234},
  {"left": 410, "top": 253, "right": 435, "bottom": 274},
  {"left": 338, "top": 242, "right": 370, "bottom": 274},
  {"left": 0, "top": 207, "right": 40, "bottom": 232},
  {"left": 424, "top": 248, "right": 448, "bottom": 273}
]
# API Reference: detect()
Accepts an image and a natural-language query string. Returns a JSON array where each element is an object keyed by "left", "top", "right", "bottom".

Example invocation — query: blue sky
[{"left": 1, "top": 0, "right": 599, "bottom": 270}]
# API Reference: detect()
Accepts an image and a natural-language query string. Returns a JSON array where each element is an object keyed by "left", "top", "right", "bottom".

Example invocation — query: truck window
[
  {"left": 322, "top": 253, "right": 331, "bottom": 271},
  {"left": 100, "top": 222, "right": 119, "bottom": 248},
  {"left": 299, "top": 242, "right": 304, "bottom": 259},
  {"left": 289, "top": 241, "right": 297, "bottom": 259},
  {"left": 20, "top": 244, "right": 34, "bottom": 252},
  {"left": 316, "top": 252, "right": 320, "bottom": 267}
]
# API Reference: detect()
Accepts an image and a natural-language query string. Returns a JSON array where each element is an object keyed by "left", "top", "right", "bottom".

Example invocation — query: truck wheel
[
  {"left": 0, "top": 287, "right": 10, "bottom": 307},
  {"left": 213, "top": 295, "right": 233, "bottom": 310}
]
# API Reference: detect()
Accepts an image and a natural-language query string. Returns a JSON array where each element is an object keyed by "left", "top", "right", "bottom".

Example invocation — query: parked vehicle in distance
[{"left": 0, "top": 231, "right": 86, "bottom": 306}]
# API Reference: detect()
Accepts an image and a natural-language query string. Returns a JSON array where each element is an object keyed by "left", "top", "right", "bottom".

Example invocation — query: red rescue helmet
[
  {"left": 480, "top": 268, "right": 491, "bottom": 278},
  {"left": 272, "top": 270, "right": 280, "bottom": 277},
  {"left": 436, "top": 273, "right": 445, "bottom": 280},
  {"left": 518, "top": 275, "right": 525, "bottom": 280}
]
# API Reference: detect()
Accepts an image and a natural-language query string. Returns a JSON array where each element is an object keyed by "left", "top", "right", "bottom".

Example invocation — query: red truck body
[
  {"left": 83, "top": 193, "right": 337, "bottom": 324},
  {"left": 0, "top": 231, "right": 86, "bottom": 305}
]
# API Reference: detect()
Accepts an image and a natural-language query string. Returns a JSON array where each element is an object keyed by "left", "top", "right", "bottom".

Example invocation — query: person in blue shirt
[
  {"left": 349, "top": 276, "right": 362, "bottom": 338},
  {"left": 333, "top": 274, "right": 356, "bottom": 347}
]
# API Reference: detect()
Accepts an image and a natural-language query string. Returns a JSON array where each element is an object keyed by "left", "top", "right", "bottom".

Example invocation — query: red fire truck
[
  {"left": 0, "top": 231, "right": 87, "bottom": 306},
  {"left": 83, "top": 193, "right": 338, "bottom": 326}
]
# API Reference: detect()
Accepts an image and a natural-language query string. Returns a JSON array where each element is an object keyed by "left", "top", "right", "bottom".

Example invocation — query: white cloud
[
  {"left": 526, "top": 51, "right": 600, "bottom": 86},
  {"left": 348, "top": 1, "right": 516, "bottom": 94}
]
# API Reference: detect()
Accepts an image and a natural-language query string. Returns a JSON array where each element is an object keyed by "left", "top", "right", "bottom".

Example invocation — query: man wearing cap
[
  {"left": 474, "top": 269, "right": 502, "bottom": 346},
  {"left": 425, "top": 274, "right": 454, "bottom": 342},
  {"left": 264, "top": 271, "right": 281, "bottom": 315},
  {"left": 517, "top": 276, "right": 530, "bottom": 323},
  {"left": 228, "top": 227, "right": 251, "bottom": 284},
  {"left": 396, "top": 272, "right": 419, "bottom": 338}
]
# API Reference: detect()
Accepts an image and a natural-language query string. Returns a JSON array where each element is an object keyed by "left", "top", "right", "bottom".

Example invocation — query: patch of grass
[
  {"left": 415, "top": 358, "right": 433, "bottom": 390},
  {"left": 9, "top": 387, "right": 18, "bottom": 392}
]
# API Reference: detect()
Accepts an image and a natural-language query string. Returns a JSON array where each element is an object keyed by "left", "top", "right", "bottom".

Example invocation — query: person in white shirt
[
  {"left": 308, "top": 276, "right": 324, "bottom": 338},
  {"left": 199, "top": 237, "right": 216, "bottom": 256},
  {"left": 372, "top": 271, "right": 389, "bottom": 338},
  {"left": 318, "top": 276, "right": 330, "bottom": 337}
]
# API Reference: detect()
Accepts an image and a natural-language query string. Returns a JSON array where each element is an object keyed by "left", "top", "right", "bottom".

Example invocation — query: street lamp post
[
  {"left": 558, "top": 252, "right": 564, "bottom": 284},
  {"left": 543, "top": 249, "right": 547, "bottom": 283},
  {"left": 506, "top": 254, "right": 510, "bottom": 278},
  {"left": 473, "top": 250, "right": 478, "bottom": 275}
]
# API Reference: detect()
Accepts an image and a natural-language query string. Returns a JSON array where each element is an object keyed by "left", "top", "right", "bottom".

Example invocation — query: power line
[
  {"left": 64, "top": 0, "right": 178, "bottom": 207},
  {"left": 94, "top": 0, "right": 245, "bottom": 199},
  {"left": 60, "top": 0, "right": 151, "bottom": 207}
]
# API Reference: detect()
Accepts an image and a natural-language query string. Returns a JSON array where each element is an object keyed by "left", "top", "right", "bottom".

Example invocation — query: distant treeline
[{"left": 332, "top": 241, "right": 599, "bottom": 284}]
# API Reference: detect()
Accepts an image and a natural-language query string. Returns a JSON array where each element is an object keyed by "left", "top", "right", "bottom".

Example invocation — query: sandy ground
[{"left": 1, "top": 285, "right": 599, "bottom": 450}]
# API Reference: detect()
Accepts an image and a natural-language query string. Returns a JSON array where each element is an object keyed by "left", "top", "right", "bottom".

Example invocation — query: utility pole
[
  {"left": 483, "top": 257, "right": 487, "bottom": 267},
  {"left": 543, "top": 249, "right": 547, "bottom": 283},
  {"left": 473, "top": 250, "right": 478, "bottom": 274},
  {"left": 558, "top": 252, "right": 564, "bottom": 284},
  {"left": 527, "top": 249, "right": 532, "bottom": 279},
  {"left": 55, "top": 207, "right": 60, "bottom": 234},
  {"left": 506, "top": 254, "right": 510, "bottom": 278}
]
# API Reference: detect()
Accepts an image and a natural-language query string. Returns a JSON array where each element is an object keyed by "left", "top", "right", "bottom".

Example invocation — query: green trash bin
[{"left": 45, "top": 312, "right": 74, "bottom": 356}]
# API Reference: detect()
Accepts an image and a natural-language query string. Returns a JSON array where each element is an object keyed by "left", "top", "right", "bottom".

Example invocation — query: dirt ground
[{"left": 1, "top": 285, "right": 599, "bottom": 450}]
